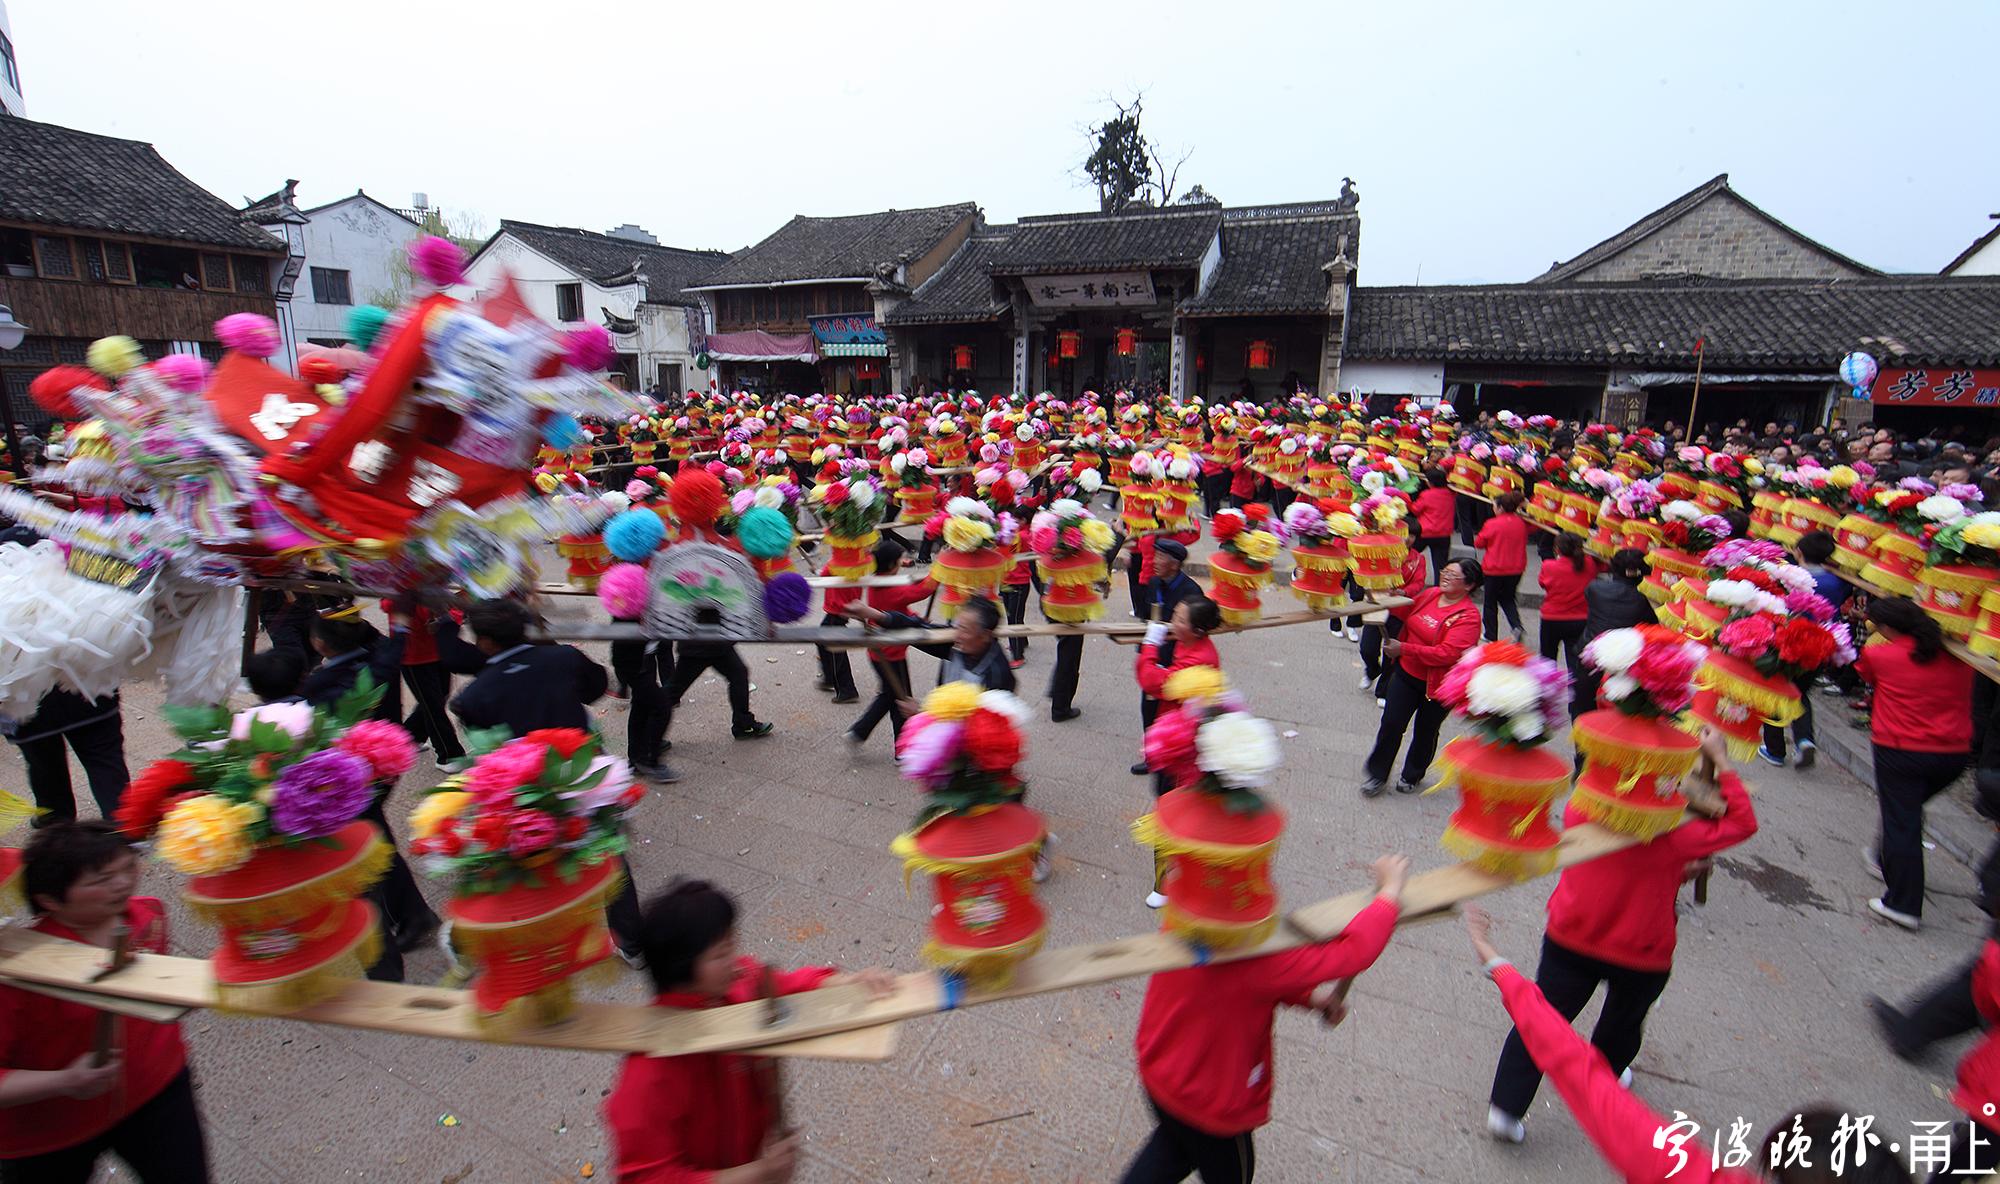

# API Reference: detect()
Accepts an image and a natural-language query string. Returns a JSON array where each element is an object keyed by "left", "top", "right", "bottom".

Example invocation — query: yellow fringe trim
[
  {"left": 930, "top": 559, "right": 1008, "bottom": 591},
  {"left": 1861, "top": 562, "right": 1919, "bottom": 598},
  {"left": 1291, "top": 551, "right": 1350, "bottom": 573},
  {"left": 1877, "top": 532, "right": 1926, "bottom": 560},
  {"left": 1291, "top": 589, "right": 1347, "bottom": 611},
  {"left": 1038, "top": 560, "right": 1108, "bottom": 586},
  {"left": 185, "top": 836, "right": 392, "bottom": 929},
  {"left": 1217, "top": 606, "right": 1261, "bottom": 626},
  {"left": 1569, "top": 783, "right": 1687, "bottom": 841},
  {"left": 1969, "top": 630, "right": 2000, "bottom": 660},
  {"left": 891, "top": 830, "right": 1041, "bottom": 891},
  {"left": 470, "top": 955, "right": 622, "bottom": 1034},
  {"left": 920, "top": 929, "right": 1047, "bottom": 989},
  {"left": 1655, "top": 605, "right": 1686, "bottom": 632},
  {"left": 1434, "top": 753, "right": 1568, "bottom": 805},
  {"left": 213, "top": 920, "right": 382, "bottom": 1016},
  {"left": 1352, "top": 572, "right": 1405, "bottom": 591},
  {"left": 1347, "top": 541, "right": 1405, "bottom": 560},
  {"left": 1160, "top": 904, "right": 1277, "bottom": 951},
  {"left": 1765, "top": 526, "right": 1803, "bottom": 548},
  {"left": 452, "top": 866, "right": 623, "bottom": 956},
  {"left": 1211, "top": 564, "right": 1274, "bottom": 591},
  {"left": 1695, "top": 664, "right": 1802, "bottom": 727},
  {"left": 1440, "top": 826, "right": 1559, "bottom": 882},
  {"left": 1131, "top": 812, "right": 1280, "bottom": 866},
  {"left": 1570, "top": 726, "right": 1700, "bottom": 779},
  {"left": 825, "top": 530, "right": 881, "bottom": 551},
  {"left": 1042, "top": 599, "right": 1105, "bottom": 623},
  {"left": 1921, "top": 565, "right": 2000, "bottom": 596}
]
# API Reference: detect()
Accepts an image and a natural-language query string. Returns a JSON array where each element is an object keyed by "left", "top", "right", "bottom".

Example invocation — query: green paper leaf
[{"left": 463, "top": 727, "right": 512, "bottom": 758}]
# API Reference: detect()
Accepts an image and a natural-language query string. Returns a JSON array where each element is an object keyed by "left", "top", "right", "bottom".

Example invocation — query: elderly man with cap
[{"left": 1129, "top": 537, "right": 1205, "bottom": 775}]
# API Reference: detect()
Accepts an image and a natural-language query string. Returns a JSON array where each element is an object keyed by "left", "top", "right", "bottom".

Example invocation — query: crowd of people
[{"left": 7, "top": 391, "right": 2000, "bottom": 1184}]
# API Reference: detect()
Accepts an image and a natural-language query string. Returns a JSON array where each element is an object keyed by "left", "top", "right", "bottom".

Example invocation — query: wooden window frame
[
  {"left": 32, "top": 234, "right": 75, "bottom": 280},
  {"left": 200, "top": 253, "right": 232, "bottom": 291},
  {"left": 234, "top": 256, "right": 268, "bottom": 294},
  {"left": 100, "top": 239, "right": 133, "bottom": 284},
  {"left": 555, "top": 282, "right": 584, "bottom": 323}
]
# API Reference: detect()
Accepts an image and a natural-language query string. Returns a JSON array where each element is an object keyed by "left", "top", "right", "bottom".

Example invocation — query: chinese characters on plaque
[{"left": 1025, "top": 272, "right": 1157, "bottom": 309}]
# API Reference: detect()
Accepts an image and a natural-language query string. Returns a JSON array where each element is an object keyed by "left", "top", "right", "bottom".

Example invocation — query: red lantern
[
  {"left": 950, "top": 344, "right": 975, "bottom": 372},
  {"left": 1194, "top": 351, "right": 1207, "bottom": 373},
  {"left": 1057, "top": 330, "right": 1081, "bottom": 359},
  {"left": 1247, "top": 340, "right": 1275, "bottom": 370},
  {"left": 855, "top": 359, "right": 882, "bottom": 380},
  {"left": 1115, "top": 328, "right": 1137, "bottom": 357}
]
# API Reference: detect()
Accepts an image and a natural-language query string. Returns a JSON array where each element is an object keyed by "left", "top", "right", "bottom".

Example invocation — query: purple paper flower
[
  {"left": 1899, "top": 476, "right": 1937, "bottom": 494},
  {"left": 896, "top": 718, "right": 964, "bottom": 788},
  {"left": 1944, "top": 483, "right": 1984, "bottom": 503},
  {"left": 269, "top": 750, "right": 374, "bottom": 838}
]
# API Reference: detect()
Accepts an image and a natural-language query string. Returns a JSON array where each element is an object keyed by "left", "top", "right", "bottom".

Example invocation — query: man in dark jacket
[
  {"left": 435, "top": 600, "right": 609, "bottom": 734},
  {"left": 302, "top": 605, "right": 409, "bottom": 721},
  {"left": 3, "top": 688, "right": 128, "bottom": 823},
  {"left": 1571, "top": 548, "right": 1658, "bottom": 720}
]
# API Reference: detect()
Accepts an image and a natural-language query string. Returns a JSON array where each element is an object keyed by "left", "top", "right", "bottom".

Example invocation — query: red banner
[{"left": 1872, "top": 367, "right": 2000, "bottom": 407}]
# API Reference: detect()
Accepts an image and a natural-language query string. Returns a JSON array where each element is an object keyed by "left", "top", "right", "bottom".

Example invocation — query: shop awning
[
  {"left": 821, "top": 342, "right": 888, "bottom": 357},
  {"left": 808, "top": 313, "right": 885, "bottom": 360},
  {"left": 705, "top": 330, "right": 819, "bottom": 364}
]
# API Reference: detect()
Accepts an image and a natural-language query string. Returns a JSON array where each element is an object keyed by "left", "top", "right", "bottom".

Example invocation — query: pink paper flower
[
  {"left": 465, "top": 739, "right": 550, "bottom": 803},
  {"left": 338, "top": 720, "right": 418, "bottom": 781}
]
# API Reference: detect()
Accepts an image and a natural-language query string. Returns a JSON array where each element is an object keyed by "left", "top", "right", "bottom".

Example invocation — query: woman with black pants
[
  {"left": 1857, "top": 597, "right": 1976, "bottom": 931},
  {"left": 1361, "top": 559, "right": 1483, "bottom": 797},
  {"left": 1536, "top": 532, "right": 1599, "bottom": 685}
]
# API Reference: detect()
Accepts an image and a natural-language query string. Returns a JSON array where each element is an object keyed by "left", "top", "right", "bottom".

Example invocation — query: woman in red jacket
[
  {"left": 1475, "top": 489, "right": 1531, "bottom": 643},
  {"left": 1858, "top": 597, "right": 1975, "bottom": 931},
  {"left": 604, "top": 881, "right": 894, "bottom": 1184},
  {"left": 1463, "top": 908, "right": 1902, "bottom": 1184},
  {"left": 1118, "top": 854, "right": 1408, "bottom": 1184},
  {"left": 1486, "top": 726, "right": 1758, "bottom": 1144},
  {"left": 1, "top": 822, "right": 210, "bottom": 1182},
  {"left": 1359, "top": 558, "right": 1484, "bottom": 797},
  {"left": 1536, "top": 532, "right": 1600, "bottom": 685},
  {"left": 1411, "top": 467, "right": 1459, "bottom": 583}
]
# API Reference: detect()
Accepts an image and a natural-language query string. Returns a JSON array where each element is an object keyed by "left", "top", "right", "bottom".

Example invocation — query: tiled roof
[
  {"left": 690, "top": 202, "right": 978, "bottom": 288},
  {"left": 0, "top": 115, "right": 284, "bottom": 252},
  {"left": 1944, "top": 219, "right": 2000, "bottom": 275},
  {"left": 1536, "top": 173, "right": 1879, "bottom": 282},
  {"left": 879, "top": 228, "right": 1015, "bottom": 325},
  {"left": 987, "top": 204, "right": 1221, "bottom": 275},
  {"left": 1180, "top": 203, "right": 1359, "bottom": 316},
  {"left": 1345, "top": 276, "right": 2000, "bottom": 368},
  {"left": 493, "top": 220, "right": 729, "bottom": 307}
]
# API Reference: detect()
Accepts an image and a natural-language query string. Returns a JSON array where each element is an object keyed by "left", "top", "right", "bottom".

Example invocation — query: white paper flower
[
  {"left": 598, "top": 490, "right": 631, "bottom": 513},
  {"left": 752, "top": 486, "right": 784, "bottom": 510},
  {"left": 976, "top": 689, "right": 1031, "bottom": 729},
  {"left": 1603, "top": 673, "right": 1640, "bottom": 702},
  {"left": 1015, "top": 423, "right": 1035, "bottom": 442},
  {"left": 1051, "top": 498, "right": 1084, "bottom": 517},
  {"left": 1511, "top": 712, "right": 1545, "bottom": 741},
  {"left": 947, "top": 496, "right": 987, "bottom": 519},
  {"left": 1919, "top": 494, "right": 1967, "bottom": 523},
  {"left": 1078, "top": 469, "right": 1103, "bottom": 493},
  {"left": 1360, "top": 471, "right": 1388, "bottom": 494},
  {"left": 1466, "top": 665, "right": 1541, "bottom": 717},
  {"left": 1705, "top": 579, "right": 1755, "bottom": 607},
  {"left": 1279, "top": 437, "right": 1300, "bottom": 455},
  {"left": 848, "top": 482, "right": 876, "bottom": 510},
  {"left": 1195, "top": 711, "right": 1282, "bottom": 789},
  {"left": 1583, "top": 628, "right": 1643, "bottom": 674},
  {"left": 890, "top": 453, "right": 909, "bottom": 473},
  {"left": 1662, "top": 500, "right": 1702, "bottom": 523}
]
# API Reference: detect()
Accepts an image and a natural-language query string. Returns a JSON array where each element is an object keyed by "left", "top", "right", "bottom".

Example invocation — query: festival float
[
  {"left": 1132, "top": 668, "right": 1286, "bottom": 948},
  {"left": 407, "top": 728, "right": 643, "bottom": 1029},
  {"left": 1683, "top": 540, "right": 1854, "bottom": 758},
  {"left": 813, "top": 462, "right": 886, "bottom": 580},
  {"left": 1569, "top": 626, "right": 1706, "bottom": 840},
  {"left": 891, "top": 684, "right": 1045, "bottom": 988},
  {"left": 118, "top": 678, "right": 408, "bottom": 1010},
  {"left": 1346, "top": 489, "right": 1412, "bottom": 594},
  {"left": 886, "top": 444, "right": 939, "bottom": 522},
  {"left": 1285, "top": 500, "right": 1355, "bottom": 611},
  {"left": 928, "top": 497, "right": 1015, "bottom": 619},
  {"left": 1206, "top": 506, "right": 1285, "bottom": 626},
  {"left": 1915, "top": 502, "right": 2000, "bottom": 638},
  {"left": 1030, "top": 498, "right": 1116, "bottom": 623},
  {"left": 1432, "top": 643, "right": 1573, "bottom": 879},
  {"left": 1861, "top": 480, "right": 1955, "bottom": 597}
]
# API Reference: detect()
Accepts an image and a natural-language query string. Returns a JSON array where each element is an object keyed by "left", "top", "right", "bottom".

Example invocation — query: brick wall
[{"left": 1573, "top": 195, "right": 1869, "bottom": 281}]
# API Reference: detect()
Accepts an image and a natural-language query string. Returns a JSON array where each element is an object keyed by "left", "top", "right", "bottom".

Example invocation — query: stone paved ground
[{"left": 10, "top": 581, "right": 1993, "bottom": 1183}]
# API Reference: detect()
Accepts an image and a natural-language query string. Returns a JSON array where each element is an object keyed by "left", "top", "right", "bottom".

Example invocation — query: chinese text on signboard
[
  {"left": 1872, "top": 367, "right": 2000, "bottom": 407},
  {"left": 1025, "top": 272, "right": 1156, "bottom": 309}
]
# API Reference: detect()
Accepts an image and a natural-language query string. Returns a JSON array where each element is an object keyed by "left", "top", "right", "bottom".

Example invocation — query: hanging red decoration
[
  {"left": 1247, "top": 340, "right": 1275, "bottom": 370},
  {"left": 1115, "top": 328, "right": 1138, "bottom": 357},
  {"left": 1195, "top": 351, "right": 1207, "bottom": 373},
  {"left": 855, "top": 359, "right": 883, "bottom": 380},
  {"left": 1046, "top": 349, "right": 1062, "bottom": 370},
  {"left": 1057, "top": 330, "right": 1081, "bottom": 359},
  {"left": 950, "top": 344, "right": 975, "bottom": 372}
]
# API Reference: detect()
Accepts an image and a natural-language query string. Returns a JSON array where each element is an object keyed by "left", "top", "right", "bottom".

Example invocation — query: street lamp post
[{"left": 0, "top": 303, "right": 30, "bottom": 481}]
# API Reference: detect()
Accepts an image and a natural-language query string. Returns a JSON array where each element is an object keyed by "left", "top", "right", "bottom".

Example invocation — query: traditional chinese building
[
  {"left": 684, "top": 203, "right": 978, "bottom": 396},
  {"left": 1342, "top": 174, "right": 2000, "bottom": 430},
  {"left": 880, "top": 197, "right": 1359, "bottom": 400},
  {"left": 0, "top": 115, "right": 291, "bottom": 457}
]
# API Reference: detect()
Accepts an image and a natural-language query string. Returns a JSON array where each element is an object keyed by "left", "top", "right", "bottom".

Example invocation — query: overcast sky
[{"left": 12, "top": 0, "right": 1996, "bottom": 285}]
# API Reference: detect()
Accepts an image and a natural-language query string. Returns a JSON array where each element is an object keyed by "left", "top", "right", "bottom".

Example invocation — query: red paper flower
[
  {"left": 116, "top": 759, "right": 198, "bottom": 837},
  {"left": 1717, "top": 614, "right": 1777, "bottom": 657},
  {"left": 823, "top": 482, "right": 850, "bottom": 507},
  {"left": 962, "top": 708, "right": 1022, "bottom": 773},
  {"left": 1243, "top": 503, "right": 1271, "bottom": 523},
  {"left": 521, "top": 728, "right": 592, "bottom": 758},
  {"left": 1212, "top": 514, "right": 1244, "bottom": 543},
  {"left": 1774, "top": 618, "right": 1837, "bottom": 669}
]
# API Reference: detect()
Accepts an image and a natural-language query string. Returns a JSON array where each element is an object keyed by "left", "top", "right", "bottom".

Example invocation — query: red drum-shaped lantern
[
  {"left": 183, "top": 819, "right": 389, "bottom": 1012},
  {"left": 824, "top": 526, "right": 881, "bottom": 580},
  {"left": 1037, "top": 551, "right": 1108, "bottom": 623},
  {"left": 1749, "top": 490, "right": 1787, "bottom": 541},
  {"left": 1449, "top": 455, "right": 1487, "bottom": 495},
  {"left": 1861, "top": 528, "right": 1927, "bottom": 598},
  {"left": 447, "top": 858, "right": 622, "bottom": 1030},
  {"left": 1435, "top": 737, "right": 1568, "bottom": 880},
  {"left": 1569, "top": 710, "right": 1701, "bottom": 840},
  {"left": 1289, "top": 540, "right": 1351, "bottom": 611},
  {"left": 1830, "top": 512, "right": 1886, "bottom": 574},
  {"left": 1348, "top": 532, "right": 1409, "bottom": 592},
  {"left": 556, "top": 533, "right": 611, "bottom": 590},
  {"left": 894, "top": 803, "right": 1048, "bottom": 988},
  {"left": 1917, "top": 564, "right": 2000, "bottom": 639},
  {"left": 1132, "top": 789, "right": 1285, "bottom": 950},
  {"left": 895, "top": 485, "right": 938, "bottom": 522},
  {"left": 1969, "top": 587, "right": 2000, "bottom": 660},
  {"left": 1689, "top": 650, "right": 1801, "bottom": 760},
  {"left": 931, "top": 545, "right": 1010, "bottom": 620}
]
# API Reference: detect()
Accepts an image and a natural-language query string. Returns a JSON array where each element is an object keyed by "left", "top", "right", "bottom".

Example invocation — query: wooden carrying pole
[{"left": 0, "top": 816, "right": 1681, "bottom": 1061}]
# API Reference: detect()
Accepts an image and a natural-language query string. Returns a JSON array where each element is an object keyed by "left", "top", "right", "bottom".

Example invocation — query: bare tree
[{"left": 367, "top": 207, "right": 491, "bottom": 306}]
